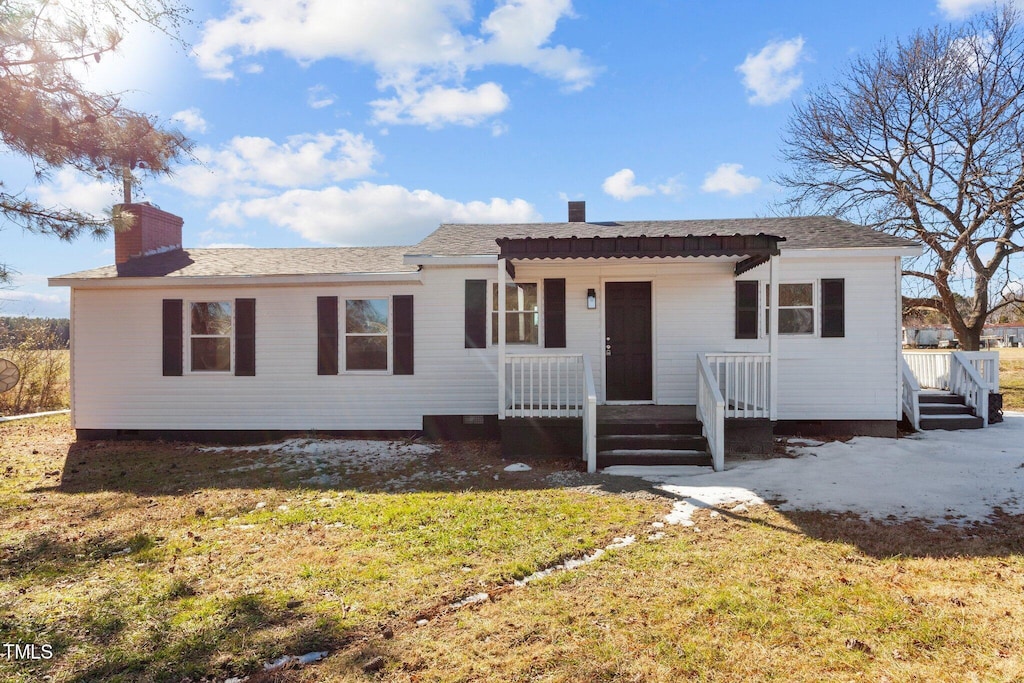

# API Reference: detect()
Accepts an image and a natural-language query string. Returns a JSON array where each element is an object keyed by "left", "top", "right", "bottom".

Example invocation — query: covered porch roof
[{"left": 495, "top": 233, "right": 785, "bottom": 277}]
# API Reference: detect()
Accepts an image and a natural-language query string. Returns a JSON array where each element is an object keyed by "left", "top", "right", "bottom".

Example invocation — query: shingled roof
[
  {"left": 411, "top": 216, "right": 918, "bottom": 255},
  {"left": 53, "top": 215, "right": 918, "bottom": 281},
  {"left": 55, "top": 246, "right": 417, "bottom": 280}
]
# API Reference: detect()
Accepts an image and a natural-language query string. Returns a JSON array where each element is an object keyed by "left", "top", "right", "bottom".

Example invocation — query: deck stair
[
  {"left": 596, "top": 406, "right": 712, "bottom": 468},
  {"left": 918, "top": 390, "right": 984, "bottom": 430}
]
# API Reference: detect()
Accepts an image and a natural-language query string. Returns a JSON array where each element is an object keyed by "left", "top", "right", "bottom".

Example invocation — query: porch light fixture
[{"left": 587, "top": 288, "right": 597, "bottom": 309}]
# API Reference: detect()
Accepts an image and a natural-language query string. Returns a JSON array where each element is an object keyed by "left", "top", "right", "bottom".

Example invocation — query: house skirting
[
  {"left": 773, "top": 420, "right": 897, "bottom": 438},
  {"left": 500, "top": 417, "right": 583, "bottom": 459},
  {"left": 75, "top": 428, "right": 419, "bottom": 444}
]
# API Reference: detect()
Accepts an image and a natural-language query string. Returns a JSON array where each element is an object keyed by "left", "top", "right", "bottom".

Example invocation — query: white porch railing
[
  {"left": 900, "top": 355, "right": 921, "bottom": 431},
  {"left": 582, "top": 355, "right": 597, "bottom": 474},
  {"left": 704, "top": 353, "right": 771, "bottom": 418},
  {"left": 696, "top": 354, "right": 725, "bottom": 472},
  {"left": 902, "top": 350, "right": 999, "bottom": 392},
  {"left": 504, "top": 353, "right": 585, "bottom": 418},
  {"left": 950, "top": 351, "right": 990, "bottom": 427},
  {"left": 503, "top": 352, "right": 598, "bottom": 473}
]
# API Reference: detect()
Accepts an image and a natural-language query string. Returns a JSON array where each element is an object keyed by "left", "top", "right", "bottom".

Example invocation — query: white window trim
[
  {"left": 342, "top": 297, "right": 392, "bottom": 374},
  {"left": 186, "top": 300, "right": 234, "bottom": 374},
  {"left": 762, "top": 280, "right": 818, "bottom": 338},
  {"left": 488, "top": 280, "right": 543, "bottom": 347}
]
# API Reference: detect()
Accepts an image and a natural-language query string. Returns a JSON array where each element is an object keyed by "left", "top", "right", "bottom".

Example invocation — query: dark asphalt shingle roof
[
  {"left": 411, "top": 216, "right": 919, "bottom": 255},
  {"left": 55, "top": 246, "right": 418, "bottom": 279},
  {"left": 53, "top": 216, "right": 918, "bottom": 280}
]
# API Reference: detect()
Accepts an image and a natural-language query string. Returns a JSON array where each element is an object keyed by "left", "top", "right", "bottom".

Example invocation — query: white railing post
[
  {"left": 582, "top": 355, "right": 597, "bottom": 473},
  {"left": 498, "top": 259, "right": 507, "bottom": 419},
  {"left": 768, "top": 254, "right": 779, "bottom": 421}
]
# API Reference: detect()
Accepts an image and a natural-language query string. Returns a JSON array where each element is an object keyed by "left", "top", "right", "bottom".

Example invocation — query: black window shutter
[
  {"left": 317, "top": 296, "right": 339, "bottom": 375},
  {"left": 735, "top": 281, "right": 758, "bottom": 339},
  {"left": 235, "top": 298, "right": 256, "bottom": 376},
  {"left": 393, "top": 295, "right": 414, "bottom": 375},
  {"left": 821, "top": 279, "right": 845, "bottom": 338},
  {"left": 465, "top": 280, "right": 487, "bottom": 348},
  {"left": 543, "top": 278, "right": 567, "bottom": 348},
  {"left": 162, "top": 299, "right": 183, "bottom": 376}
]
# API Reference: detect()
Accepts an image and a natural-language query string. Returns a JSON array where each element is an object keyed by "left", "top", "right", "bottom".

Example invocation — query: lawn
[
  {"left": 999, "top": 347, "right": 1024, "bottom": 411},
  {"left": 2, "top": 416, "right": 1022, "bottom": 682}
]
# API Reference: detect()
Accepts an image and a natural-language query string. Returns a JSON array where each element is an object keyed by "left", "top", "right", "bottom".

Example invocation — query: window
[
  {"left": 190, "top": 302, "right": 232, "bottom": 371},
  {"left": 765, "top": 283, "right": 815, "bottom": 335},
  {"left": 491, "top": 282, "right": 538, "bottom": 344},
  {"left": 346, "top": 299, "right": 389, "bottom": 370}
]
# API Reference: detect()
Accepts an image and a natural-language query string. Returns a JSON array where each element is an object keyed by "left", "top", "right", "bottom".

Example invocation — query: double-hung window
[
  {"left": 765, "top": 283, "right": 815, "bottom": 335},
  {"left": 345, "top": 299, "right": 389, "bottom": 371},
  {"left": 491, "top": 282, "right": 539, "bottom": 345},
  {"left": 190, "top": 301, "right": 232, "bottom": 371}
]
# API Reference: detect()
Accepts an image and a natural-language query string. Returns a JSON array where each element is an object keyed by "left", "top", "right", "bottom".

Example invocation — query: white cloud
[
  {"left": 169, "top": 130, "right": 379, "bottom": 198},
  {"left": 214, "top": 182, "right": 541, "bottom": 246},
  {"left": 938, "top": 0, "right": 1009, "bottom": 18},
  {"left": 736, "top": 36, "right": 805, "bottom": 105},
  {"left": 171, "top": 107, "right": 209, "bottom": 134},
  {"left": 203, "top": 242, "right": 255, "bottom": 249},
  {"left": 31, "top": 169, "right": 119, "bottom": 217},
  {"left": 307, "top": 85, "right": 336, "bottom": 109},
  {"left": 700, "top": 163, "right": 763, "bottom": 196},
  {"left": 371, "top": 82, "right": 510, "bottom": 127},
  {"left": 0, "top": 274, "right": 69, "bottom": 317},
  {"left": 194, "top": 0, "right": 594, "bottom": 127},
  {"left": 601, "top": 169, "right": 655, "bottom": 201}
]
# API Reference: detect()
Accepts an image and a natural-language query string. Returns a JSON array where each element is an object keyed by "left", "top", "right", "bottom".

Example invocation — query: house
[{"left": 49, "top": 201, "right": 923, "bottom": 472}]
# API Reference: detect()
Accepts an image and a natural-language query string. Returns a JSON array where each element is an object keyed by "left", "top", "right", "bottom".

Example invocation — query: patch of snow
[
  {"left": 205, "top": 438, "right": 437, "bottom": 476},
  {"left": 504, "top": 463, "right": 532, "bottom": 472},
  {"left": 449, "top": 592, "right": 489, "bottom": 609},
  {"left": 263, "top": 651, "right": 328, "bottom": 672},
  {"left": 604, "top": 413, "right": 1024, "bottom": 526},
  {"left": 515, "top": 535, "right": 635, "bottom": 586},
  {"left": 416, "top": 618, "right": 429, "bottom": 627}
]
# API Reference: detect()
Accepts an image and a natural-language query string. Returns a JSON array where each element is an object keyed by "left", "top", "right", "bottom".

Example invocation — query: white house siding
[
  {"left": 514, "top": 253, "right": 901, "bottom": 421},
  {"left": 70, "top": 265, "right": 500, "bottom": 431},
  {"left": 70, "top": 253, "right": 901, "bottom": 431}
]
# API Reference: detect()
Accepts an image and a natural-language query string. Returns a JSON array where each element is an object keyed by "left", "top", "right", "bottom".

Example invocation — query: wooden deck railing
[
  {"left": 704, "top": 353, "right": 771, "bottom": 418},
  {"left": 950, "top": 351, "right": 989, "bottom": 427},
  {"left": 902, "top": 350, "right": 999, "bottom": 392},
  {"left": 504, "top": 353, "right": 585, "bottom": 418},
  {"left": 503, "top": 352, "right": 597, "bottom": 473},
  {"left": 900, "top": 355, "right": 921, "bottom": 430},
  {"left": 696, "top": 354, "right": 725, "bottom": 472}
]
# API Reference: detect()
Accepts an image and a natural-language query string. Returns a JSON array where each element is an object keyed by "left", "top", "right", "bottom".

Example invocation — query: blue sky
[{"left": 0, "top": 0, "right": 995, "bottom": 317}]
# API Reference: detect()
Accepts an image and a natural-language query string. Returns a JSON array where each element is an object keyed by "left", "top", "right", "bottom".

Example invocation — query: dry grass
[
  {"left": 3, "top": 416, "right": 1023, "bottom": 681},
  {"left": 999, "top": 347, "right": 1024, "bottom": 411},
  {"left": 0, "top": 348, "right": 69, "bottom": 415},
  {"left": 0, "top": 416, "right": 663, "bottom": 682}
]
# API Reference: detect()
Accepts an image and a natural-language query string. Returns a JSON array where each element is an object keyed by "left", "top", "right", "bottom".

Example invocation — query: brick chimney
[
  {"left": 568, "top": 200, "right": 586, "bottom": 223},
  {"left": 114, "top": 203, "right": 183, "bottom": 264}
]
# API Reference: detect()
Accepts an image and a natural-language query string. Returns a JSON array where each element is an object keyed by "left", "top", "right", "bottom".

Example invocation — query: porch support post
[
  {"left": 498, "top": 258, "right": 507, "bottom": 419},
  {"left": 768, "top": 253, "right": 780, "bottom": 421}
]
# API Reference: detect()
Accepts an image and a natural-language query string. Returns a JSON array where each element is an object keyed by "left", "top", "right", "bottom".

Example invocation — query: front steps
[
  {"left": 919, "top": 391, "right": 984, "bottom": 430},
  {"left": 596, "top": 406, "right": 711, "bottom": 468}
]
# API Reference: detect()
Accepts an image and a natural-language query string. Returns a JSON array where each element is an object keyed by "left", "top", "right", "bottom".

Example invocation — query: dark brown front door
[{"left": 605, "top": 281, "right": 652, "bottom": 401}]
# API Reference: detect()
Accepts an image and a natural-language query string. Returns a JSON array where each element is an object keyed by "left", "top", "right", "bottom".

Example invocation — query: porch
[
  {"left": 901, "top": 351, "right": 1001, "bottom": 430},
  {"left": 499, "top": 351, "right": 773, "bottom": 473}
]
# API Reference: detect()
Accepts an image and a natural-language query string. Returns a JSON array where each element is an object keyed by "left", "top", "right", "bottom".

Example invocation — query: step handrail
[
  {"left": 950, "top": 351, "right": 989, "bottom": 427},
  {"left": 696, "top": 353, "right": 725, "bottom": 472},
  {"left": 900, "top": 355, "right": 921, "bottom": 431},
  {"left": 582, "top": 354, "right": 597, "bottom": 473}
]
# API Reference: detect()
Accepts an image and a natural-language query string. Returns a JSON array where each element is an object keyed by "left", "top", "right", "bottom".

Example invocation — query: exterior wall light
[{"left": 587, "top": 288, "right": 597, "bottom": 309}]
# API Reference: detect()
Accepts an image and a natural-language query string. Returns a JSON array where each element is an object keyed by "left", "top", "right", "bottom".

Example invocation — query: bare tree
[
  {"left": 0, "top": 0, "right": 192, "bottom": 283},
  {"left": 776, "top": 7, "right": 1024, "bottom": 349}
]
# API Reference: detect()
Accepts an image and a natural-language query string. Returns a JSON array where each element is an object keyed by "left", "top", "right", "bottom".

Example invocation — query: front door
[{"left": 605, "top": 281, "right": 652, "bottom": 401}]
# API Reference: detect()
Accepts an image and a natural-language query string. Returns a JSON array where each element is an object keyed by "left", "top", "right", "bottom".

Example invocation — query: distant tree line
[{"left": 0, "top": 317, "right": 70, "bottom": 349}]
